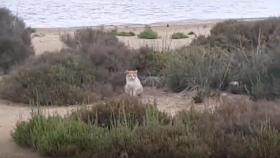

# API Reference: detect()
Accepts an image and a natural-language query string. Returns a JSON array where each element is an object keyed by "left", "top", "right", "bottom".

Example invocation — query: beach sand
[{"left": 31, "top": 19, "right": 220, "bottom": 55}]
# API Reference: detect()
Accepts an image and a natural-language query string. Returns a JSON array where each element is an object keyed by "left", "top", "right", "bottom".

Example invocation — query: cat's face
[{"left": 125, "top": 70, "right": 138, "bottom": 81}]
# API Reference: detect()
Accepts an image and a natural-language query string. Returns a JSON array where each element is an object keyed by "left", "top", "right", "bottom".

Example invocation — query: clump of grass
[
  {"left": 70, "top": 96, "right": 171, "bottom": 128},
  {"left": 0, "top": 8, "right": 34, "bottom": 74},
  {"left": 138, "top": 26, "right": 159, "bottom": 39},
  {"left": 0, "top": 52, "right": 97, "bottom": 105},
  {"left": 171, "top": 32, "right": 189, "bottom": 39}
]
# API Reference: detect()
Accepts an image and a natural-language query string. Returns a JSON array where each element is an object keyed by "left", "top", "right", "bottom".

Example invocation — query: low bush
[
  {"left": 137, "top": 26, "right": 159, "bottom": 39},
  {"left": 164, "top": 46, "right": 230, "bottom": 92},
  {"left": 171, "top": 32, "right": 188, "bottom": 39},
  {"left": 112, "top": 30, "right": 135, "bottom": 37},
  {"left": 13, "top": 99, "right": 280, "bottom": 158},
  {"left": 0, "top": 8, "right": 34, "bottom": 74},
  {"left": 132, "top": 47, "right": 169, "bottom": 77},
  {"left": 165, "top": 18, "right": 280, "bottom": 100},
  {"left": 61, "top": 29, "right": 133, "bottom": 91},
  {"left": 13, "top": 114, "right": 96, "bottom": 157},
  {"left": 0, "top": 52, "right": 96, "bottom": 105},
  {"left": 188, "top": 31, "right": 196, "bottom": 35},
  {"left": 70, "top": 96, "right": 170, "bottom": 128}
]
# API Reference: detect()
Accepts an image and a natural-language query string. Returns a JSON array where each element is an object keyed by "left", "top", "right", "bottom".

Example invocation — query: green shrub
[
  {"left": 61, "top": 29, "right": 133, "bottom": 91},
  {"left": 112, "top": 30, "right": 135, "bottom": 37},
  {"left": 0, "top": 8, "right": 34, "bottom": 74},
  {"left": 188, "top": 31, "right": 196, "bottom": 35},
  {"left": 132, "top": 47, "right": 169, "bottom": 77},
  {"left": 191, "top": 18, "right": 280, "bottom": 51},
  {"left": 164, "top": 46, "right": 230, "bottom": 92},
  {"left": 13, "top": 100, "right": 280, "bottom": 158},
  {"left": 13, "top": 114, "right": 97, "bottom": 157},
  {"left": 70, "top": 96, "right": 170, "bottom": 128},
  {"left": 165, "top": 18, "right": 280, "bottom": 99},
  {"left": 0, "top": 52, "right": 96, "bottom": 105},
  {"left": 171, "top": 32, "right": 189, "bottom": 39},
  {"left": 138, "top": 26, "right": 159, "bottom": 39}
]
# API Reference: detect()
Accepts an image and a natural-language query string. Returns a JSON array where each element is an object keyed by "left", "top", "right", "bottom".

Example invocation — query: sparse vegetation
[
  {"left": 13, "top": 98, "right": 280, "bottom": 158},
  {"left": 138, "top": 26, "right": 159, "bottom": 39},
  {"left": 171, "top": 32, "right": 189, "bottom": 39},
  {"left": 0, "top": 8, "right": 34, "bottom": 74}
]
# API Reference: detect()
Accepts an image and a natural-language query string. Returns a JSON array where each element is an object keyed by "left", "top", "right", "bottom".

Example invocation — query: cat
[{"left": 124, "top": 70, "right": 143, "bottom": 96}]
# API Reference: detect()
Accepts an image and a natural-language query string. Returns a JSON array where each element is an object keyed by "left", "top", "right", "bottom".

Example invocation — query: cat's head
[{"left": 125, "top": 70, "right": 138, "bottom": 81}]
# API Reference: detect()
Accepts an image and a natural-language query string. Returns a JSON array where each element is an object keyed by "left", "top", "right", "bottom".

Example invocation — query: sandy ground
[
  {"left": 0, "top": 19, "right": 242, "bottom": 157},
  {"left": 31, "top": 19, "right": 220, "bottom": 55}
]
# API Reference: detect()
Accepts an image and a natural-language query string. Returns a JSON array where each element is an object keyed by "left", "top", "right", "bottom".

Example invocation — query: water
[{"left": 0, "top": 0, "right": 279, "bottom": 28}]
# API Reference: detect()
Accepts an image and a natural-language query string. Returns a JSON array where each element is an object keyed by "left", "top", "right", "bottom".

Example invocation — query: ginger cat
[{"left": 124, "top": 70, "right": 143, "bottom": 96}]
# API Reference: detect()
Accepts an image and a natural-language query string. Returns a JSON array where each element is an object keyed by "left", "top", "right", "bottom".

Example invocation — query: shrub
[
  {"left": 137, "top": 26, "right": 159, "bottom": 39},
  {"left": 61, "top": 29, "right": 133, "bottom": 91},
  {"left": 188, "top": 31, "right": 196, "bottom": 35},
  {"left": 191, "top": 18, "right": 280, "bottom": 51},
  {"left": 166, "top": 18, "right": 280, "bottom": 99},
  {"left": 164, "top": 46, "right": 230, "bottom": 92},
  {"left": 0, "top": 8, "right": 34, "bottom": 74},
  {"left": 171, "top": 32, "right": 188, "bottom": 39},
  {"left": 70, "top": 96, "right": 170, "bottom": 128},
  {"left": 112, "top": 30, "right": 135, "bottom": 37},
  {"left": 13, "top": 114, "right": 96, "bottom": 157},
  {"left": 0, "top": 52, "right": 96, "bottom": 105},
  {"left": 13, "top": 100, "right": 280, "bottom": 158},
  {"left": 132, "top": 47, "right": 169, "bottom": 77}
]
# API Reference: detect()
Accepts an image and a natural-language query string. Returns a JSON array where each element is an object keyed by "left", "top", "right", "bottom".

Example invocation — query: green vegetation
[
  {"left": 164, "top": 18, "right": 280, "bottom": 100},
  {"left": 70, "top": 96, "right": 170, "bottom": 128},
  {"left": 132, "top": 47, "right": 169, "bottom": 76},
  {"left": 188, "top": 31, "right": 196, "bottom": 35},
  {"left": 112, "top": 30, "right": 135, "bottom": 36},
  {"left": 61, "top": 29, "right": 133, "bottom": 92},
  {"left": 13, "top": 98, "right": 280, "bottom": 158},
  {"left": 0, "top": 52, "right": 96, "bottom": 105},
  {"left": 138, "top": 26, "right": 159, "bottom": 39},
  {"left": 2, "top": 10, "right": 280, "bottom": 157},
  {"left": 0, "top": 8, "right": 34, "bottom": 74},
  {"left": 171, "top": 32, "right": 189, "bottom": 39}
]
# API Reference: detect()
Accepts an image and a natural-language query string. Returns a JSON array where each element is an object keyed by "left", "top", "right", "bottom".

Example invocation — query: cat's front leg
[{"left": 132, "top": 89, "right": 136, "bottom": 96}]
